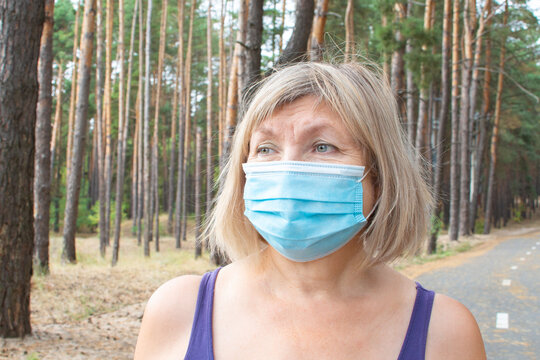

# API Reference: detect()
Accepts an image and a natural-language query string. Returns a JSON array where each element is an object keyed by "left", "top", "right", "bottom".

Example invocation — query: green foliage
[{"left": 429, "top": 212, "right": 443, "bottom": 238}]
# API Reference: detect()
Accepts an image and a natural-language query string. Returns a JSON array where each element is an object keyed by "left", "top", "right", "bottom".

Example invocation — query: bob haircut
[{"left": 205, "top": 61, "right": 433, "bottom": 266}]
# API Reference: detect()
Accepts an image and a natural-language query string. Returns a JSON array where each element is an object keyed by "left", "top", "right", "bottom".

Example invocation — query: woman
[{"left": 134, "top": 62, "right": 486, "bottom": 359}]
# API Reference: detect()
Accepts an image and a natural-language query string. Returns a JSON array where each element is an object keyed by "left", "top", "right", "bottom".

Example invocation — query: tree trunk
[
  {"left": 391, "top": 3, "right": 405, "bottom": 110},
  {"left": 237, "top": 0, "right": 249, "bottom": 101},
  {"left": 112, "top": 0, "right": 127, "bottom": 266},
  {"left": 168, "top": 57, "right": 180, "bottom": 234},
  {"left": 468, "top": 0, "right": 492, "bottom": 232},
  {"left": 448, "top": 0, "right": 460, "bottom": 241},
  {"left": 180, "top": 0, "right": 197, "bottom": 243},
  {"left": 50, "top": 63, "right": 64, "bottom": 178},
  {"left": 405, "top": 0, "right": 415, "bottom": 145},
  {"left": 206, "top": 0, "right": 214, "bottom": 217},
  {"left": 415, "top": 0, "right": 434, "bottom": 160},
  {"left": 103, "top": 0, "right": 114, "bottom": 247},
  {"left": 484, "top": 0, "right": 508, "bottom": 234},
  {"left": 344, "top": 0, "right": 354, "bottom": 62},
  {"left": 136, "top": 0, "right": 144, "bottom": 246},
  {"left": 150, "top": 0, "right": 168, "bottom": 254},
  {"left": 34, "top": 0, "right": 55, "bottom": 275},
  {"left": 0, "top": 0, "right": 43, "bottom": 338},
  {"left": 244, "top": 0, "right": 264, "bottom": 91},
  {"left": 309, "top": 0, "right": 329, "bottom": 61},
  {"left": 174, "top": 0, "right": 186, "bottom": 248},
  {"left": 66, "top": 2, "right": 81, "bottom": 182},
  {"left": 274, "top": 0, "right": 314, "bottom": 66},
  {"left": 62, "top": 0, "right": 97, "bottom": 263},
  {"left": 95, "top": 0, "right": 107, "bottom": 257},
  {"left": 429, "top": 0, "right": 451, "bottom": 253},
  {"left": 458, "top": 0, "right": 476, "bottom": 237},
  {"left": 143, "top": 0, "right": 153, "bottom": 256},
  {"left": 195, "top": 127, "right": 203, "bottom": 258},
  {"left": 218, "top": 0, "right": 227, "bottom": 161}
]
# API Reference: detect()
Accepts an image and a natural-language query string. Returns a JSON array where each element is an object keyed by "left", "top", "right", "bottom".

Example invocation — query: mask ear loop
[{"left": 359, "top": 166, "right": 380, "bottom": 221}]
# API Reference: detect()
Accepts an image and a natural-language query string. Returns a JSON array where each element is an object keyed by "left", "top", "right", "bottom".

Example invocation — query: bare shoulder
[
  {"left": 134, "top": 275, "right": 202, "bottom": 360},
  {"left": 426, "top": 293, "right": 486, "bottom": 360}
]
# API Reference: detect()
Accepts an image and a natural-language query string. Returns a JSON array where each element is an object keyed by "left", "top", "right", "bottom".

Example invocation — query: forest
[{"left": 0, "top": 0, "right": 539, "bottom": 338}]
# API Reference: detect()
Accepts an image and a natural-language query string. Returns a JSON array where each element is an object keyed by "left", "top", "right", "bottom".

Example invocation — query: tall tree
[
  {"left": 143, "top": 0, "right": 153, "bottom": 256},
  {"left": 195, "top": 127, "right": 203, "bottom": 258},
  {"left": 0, "top": 0, "right": 44, "bottom": 338},
  {"left": 309, "top": 0, "right": 329, "bottom": 61},
  {"left": 34, "top": 0, "right": 55, "bottom": 275},
  {"left": 218, "top": 0, "right": 227, "bottom": 160},
  {"left": 458, "top": 0, "right": 476, "bottom": 236},
  {"left": 66, "top": 1, "right": 81, "bottom": 181},
  {"left": 484, "top": 0, "right": 509, "bottom": 234},
  {"left": 448, "top": 0, "right": 460, "bottom": 241},
  {"left": 174, "top": 0, "right": 186, "bottom": 248},
  {"left": 391, "top": 3, "right": 405, "bottom": 106},
  {"left": 415, "top": 0, "right": 434, "bottom": 159},
  {"left": 344, "top": 0, "right": 354, "bottom": 61},
  {"left": 62, "top": 0, "right": 97, "bottom": 262},
  {"left": 405, "top": 0, "right": 416, "bottom": 145},
  {"left": 206, "top": 0, "right": 214, "bottom": 216},
  {"left": 50, "top": 63, "right": 64, "bottom": 178},
  {"left": 244, "top": 0, "right": 264, "bottom": 90},
  {"left": 274, "top": 0, "right": 314, "bottom": 66},
  {"left": 429, "top": 0, "right": 452, "bottom": 253},
  {"left": 112, "top": 0, "right": 128, "bottom": 266}
]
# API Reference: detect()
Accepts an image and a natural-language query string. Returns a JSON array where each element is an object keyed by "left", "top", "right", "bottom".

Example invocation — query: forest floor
[{"left": 2, "top": 214, "right": 540, "bottom": 360}]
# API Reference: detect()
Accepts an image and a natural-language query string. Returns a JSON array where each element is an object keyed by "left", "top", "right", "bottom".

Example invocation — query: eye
[
  {"left": 315, "top": 143, "right": 334, "bottom": 153},
  {"left": 256, "top": 146, "right": 274, "bottom": 155}
]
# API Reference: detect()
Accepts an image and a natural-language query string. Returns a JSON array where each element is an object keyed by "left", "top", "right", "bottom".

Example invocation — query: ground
[{"left": 2, "top": 215, "right": 539, "bottom": 359}]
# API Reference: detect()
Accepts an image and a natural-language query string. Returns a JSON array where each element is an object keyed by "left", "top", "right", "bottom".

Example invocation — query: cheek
[{"left": 362, "top": 177, "right": 377, "bottom": 216}]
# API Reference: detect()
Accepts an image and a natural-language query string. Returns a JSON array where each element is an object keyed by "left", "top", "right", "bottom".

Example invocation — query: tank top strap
[
  {"left": 397, "top": 282, "right": 435, "bottom": 360},
  {"left": 184, "top": 268, "right": 221, "bottom": 360}
]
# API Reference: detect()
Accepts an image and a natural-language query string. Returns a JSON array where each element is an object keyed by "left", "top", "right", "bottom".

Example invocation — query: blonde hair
[{"left": 205, "top": 61, "right": 432, "bottom": 265}]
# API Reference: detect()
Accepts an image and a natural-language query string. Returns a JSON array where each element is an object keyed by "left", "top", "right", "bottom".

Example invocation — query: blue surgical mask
[{"left": 243, "top": 161, "right": 369, "bottom": 262}]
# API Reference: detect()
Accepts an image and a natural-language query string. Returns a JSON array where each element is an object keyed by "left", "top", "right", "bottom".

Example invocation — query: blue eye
[
  {"left": 316, "top": 144, "right": 331, "bottom": 153},
  {"left": 257, "top": 146, "right": 273, "bottom": 155}
]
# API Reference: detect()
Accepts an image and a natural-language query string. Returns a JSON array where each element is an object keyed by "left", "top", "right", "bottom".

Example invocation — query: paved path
[{"left": 416, "top": 234, "right": 540, "bottom": 360}]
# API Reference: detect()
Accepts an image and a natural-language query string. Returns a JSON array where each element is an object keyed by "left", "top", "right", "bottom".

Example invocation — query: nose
[{"left": 280, "top": 146, "right": 305, "bottom": 162}]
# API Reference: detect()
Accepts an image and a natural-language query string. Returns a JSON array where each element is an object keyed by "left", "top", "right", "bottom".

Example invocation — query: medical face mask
[{"left": 242, "top": 161, "right": 369, "bottom": 262}]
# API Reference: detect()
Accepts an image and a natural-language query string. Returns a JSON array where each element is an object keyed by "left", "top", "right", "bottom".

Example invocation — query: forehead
[{"left": 250, "top": 96, "right": 347, "bottom": 137}]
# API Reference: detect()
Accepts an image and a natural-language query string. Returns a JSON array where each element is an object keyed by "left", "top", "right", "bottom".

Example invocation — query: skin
[{"left": 134, "top": 96, "right": 486, "bottom": 360}]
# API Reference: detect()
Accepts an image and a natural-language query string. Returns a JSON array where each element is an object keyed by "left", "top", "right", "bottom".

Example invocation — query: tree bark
[
  {"left": 180, "top": 0, "right": 197, "bottom": 243},
  {"left": 206, "top": 0, "right": 214, "bottom": 217},
  {"left": 218, "top": 0, "right": 227, "bottom": 161},
  {"left": 244, "top": 0, "right": 264, "bottom": 91},
  {"left": 143, "top": 0, "right": 153, "bottom": 257},
  {"left": 34, "top": 0, "right": 55, "bottom": 275},
  {"left": 405, "top": 0, "right": 416, "bottom": 145},
  {"left": 429, "top": 0, "right": 452, "bottom": 253},
  {"left": 50, "top": 63, "right": 64, "bottom": 179},
  {"left": 66, "top": 2, "right": 81, "bottom": 182},
  {"left": 136, "top": 0, "right": 145, "bottom": 246},
  {"left": 174, "top": 0, "right": 186, "bottom": 248},
  {"left": 62, "top": 0, "right": 97, "bottom": 263},
  {"left": 484, "top": 0, "right": 508, "bottom": 234},
  {"left": 458, "top": 0, "right": 476, "bottom": 236},
  {"left": 195, "top": 127, "right": 203, "bottom": 258},
  {"left": 391, "top": 3, "right": 405, "bottom": 109},
  {"left": 112, "top": 0, "right": 127, "bottom": 266},
  {"left": 415, "top": 0, "right": 434, "bottom": 160},
  {"left": 309, "top": 0, "right": 329, "bottom": 61},
  {"left": 0, "top": 0, "right": 44, "bottom": 338},
  {"left": 344, "top": 0, "right": 354, "bottom": 62},
  {"left": 103, "top": 0, "right": 114, "bottom": 248},
  {"left": 448, "top": 0, "right": 460, "bottom": 241},
  {"left": 274, "top": 0, "right": 314, "bottom": 66},
  {"left": 468, "top": 0, "right": 491, "bottom": 232}
]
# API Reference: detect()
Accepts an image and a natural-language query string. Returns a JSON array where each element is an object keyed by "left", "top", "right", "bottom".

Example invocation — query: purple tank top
[{"left": 184, "top": 268, "right": 435, "bottom": 360}]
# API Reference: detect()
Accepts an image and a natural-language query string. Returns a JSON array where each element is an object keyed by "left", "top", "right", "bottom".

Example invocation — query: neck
[{"left": 258, "top": 237, "right": 379, "bottom": 300}]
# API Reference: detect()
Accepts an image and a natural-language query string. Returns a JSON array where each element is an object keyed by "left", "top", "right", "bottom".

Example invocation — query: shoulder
[
  {"left": 134, "top": 274, "right": 203, "bottom": 360},
  {"left": 426, "top": 293, "right": 486, "bottom": 360}
]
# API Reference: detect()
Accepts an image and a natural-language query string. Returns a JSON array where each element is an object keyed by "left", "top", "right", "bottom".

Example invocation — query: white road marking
[
  {"left": 502, "top": 279, "right": 511, "bottom": 286},
  {"left": 526, "top": 251, "right": 531, "bottom": 255},
  {"left": 536, "top": 242, "right": 539, "bottom": 245},
  {"left": 496, "top": 313, "right": 509, "bottom": 329},
  {"left": 520, "top": 257, "right": 525, "bottom": 261},
  {"left": 533, "top": 246, "right": 537, "bottom": 250},
  {"left": 511, "top": 265, "right": 518, "bottom": 270}
]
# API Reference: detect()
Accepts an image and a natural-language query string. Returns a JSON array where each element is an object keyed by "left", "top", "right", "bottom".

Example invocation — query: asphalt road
[{"left": 416, "top": 234, "right": 540, "bottom": 360}]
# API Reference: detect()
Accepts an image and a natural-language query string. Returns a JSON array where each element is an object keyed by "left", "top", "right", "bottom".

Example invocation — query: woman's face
[{"left": 247, "top": 95, "right": 377, "bottom": 216}]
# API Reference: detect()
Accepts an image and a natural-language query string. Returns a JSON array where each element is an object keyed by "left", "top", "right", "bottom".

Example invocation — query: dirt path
[{"left": 2, "top": 217, "right": 539, "bottom": 360}]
